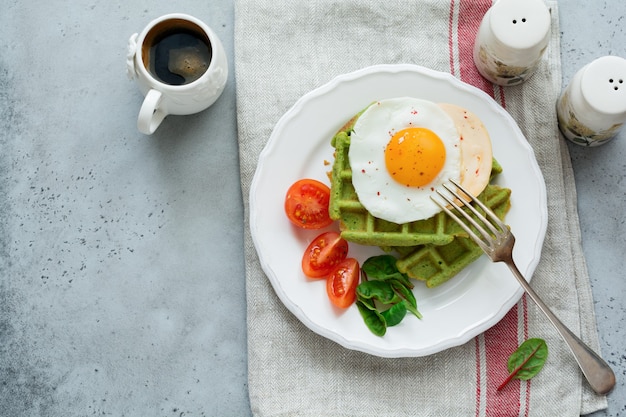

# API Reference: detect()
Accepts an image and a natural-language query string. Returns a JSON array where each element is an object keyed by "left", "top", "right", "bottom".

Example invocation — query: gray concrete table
[{"left": 0, "top": 1, "right": 623, "bottom": 416}]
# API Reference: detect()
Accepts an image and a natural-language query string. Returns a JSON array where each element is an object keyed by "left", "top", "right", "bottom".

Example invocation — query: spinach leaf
[
  {"left": 356, "top": 255, "right": 422, "bottom": 336},
  {"left": 381, "top": 302, "right": 407, "bottom": 327},
  {"left": 356, "top": 301, "right": 386, "bottom": 336},
  {"left": 391, "top": 280, "right": 423, "bottom": 319},
  {"left": 361, "top": 255, "right": 398, "bottom": 278},
  {"left": 497, "top": 338, "right": 548, "bottom": 391},
  {"left": 356, "top": 280, "right": 399, "bottom": 305},
  {"left": 362, "top": 255, "right": 413, "bottom": 288}
]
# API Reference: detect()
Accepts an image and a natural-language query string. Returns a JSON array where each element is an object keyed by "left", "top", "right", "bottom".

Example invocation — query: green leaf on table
[{"left": 498, "top": 338, "right": 548, "bottom": 391}]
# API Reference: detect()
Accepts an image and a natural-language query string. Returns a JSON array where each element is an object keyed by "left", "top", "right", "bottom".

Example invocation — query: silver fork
[{"left": 432, "top": 179, "right": 615, "bottom": 395}]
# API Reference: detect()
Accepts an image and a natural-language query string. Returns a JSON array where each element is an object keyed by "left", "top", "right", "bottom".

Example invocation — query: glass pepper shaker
[
  {"left": 473, "top": 0, "right": 551, "bottom": 86},
  {"left": 557, "top": 56, "right": 626, "bottom": 146}
]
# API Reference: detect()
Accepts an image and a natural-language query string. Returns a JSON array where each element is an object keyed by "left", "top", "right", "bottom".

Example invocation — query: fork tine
[
  {"left": 431, "top": 190, "right": 491, "bottom": 253},
  {"left": 440, "top": 182, "right": 500, "bottom": 239},
  {"left": 448, "top": 178, "right": 508, "bottom": 232}
]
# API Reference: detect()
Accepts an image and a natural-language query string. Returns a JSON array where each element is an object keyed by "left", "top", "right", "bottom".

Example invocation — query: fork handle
[{"left": 504, "top": 260, "right": 615, "bottom": 395}]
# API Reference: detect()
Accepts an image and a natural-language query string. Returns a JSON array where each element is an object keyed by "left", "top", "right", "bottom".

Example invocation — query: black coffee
[{"left": 144, "top": 22, "right": 212, "bottom": 85}]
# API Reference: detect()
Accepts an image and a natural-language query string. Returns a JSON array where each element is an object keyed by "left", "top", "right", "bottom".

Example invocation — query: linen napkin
[{"left": 235, "top": 0, "right": 608, "bottom": 415}]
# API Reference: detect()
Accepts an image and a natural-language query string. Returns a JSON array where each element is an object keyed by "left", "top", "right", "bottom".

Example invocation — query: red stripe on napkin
[
  {"left": 454, "top": 0, "right": 494, "bottom": 96},
  {"left": 484, "top": 308, "right": 522, "bottom": 415},
  {"left": 474, "top": 337, "right": 484, "bottom": 416},
  {"left": 448, "top": 1, "right": 530, "bottom": 416},
  {"left": 522, "top": 294, "right": 531, "bottom": 417}
]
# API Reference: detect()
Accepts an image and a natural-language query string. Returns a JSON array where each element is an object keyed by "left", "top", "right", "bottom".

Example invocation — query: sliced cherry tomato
[
  {"left": 285, "top": 179, "right": 333, "bottom": 229},
  {"left": 302, "top": 232, "right": 349, "bottom": 278},
  {"left": 326, "top": 258, "right": 360, "bottom": 308}
]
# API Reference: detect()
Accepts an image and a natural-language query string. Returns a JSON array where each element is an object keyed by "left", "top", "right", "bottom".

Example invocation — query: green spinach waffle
[{"left": 328, "top": 110, "right": 511, "bottom": 287}]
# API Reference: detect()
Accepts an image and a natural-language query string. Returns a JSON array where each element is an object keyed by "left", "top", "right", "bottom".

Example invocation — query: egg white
[{"left": 349, "top": 97, "right": 461, "bottom": 224}]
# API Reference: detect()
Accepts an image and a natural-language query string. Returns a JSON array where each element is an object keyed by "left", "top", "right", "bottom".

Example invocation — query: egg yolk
[{"left": 384, "top": 127, "right": 446, "bottom": 187}]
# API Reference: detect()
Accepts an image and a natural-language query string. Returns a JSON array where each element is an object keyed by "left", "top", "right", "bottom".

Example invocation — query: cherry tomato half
[
  {"left": 302, "top": 232, "right": 349, "bottom": 278},
  {"left": 285, "top": 179, "right": 333, "bottom": 229},
  {"left": 326, "top": 258, "right": 360, "bottom": 309}
]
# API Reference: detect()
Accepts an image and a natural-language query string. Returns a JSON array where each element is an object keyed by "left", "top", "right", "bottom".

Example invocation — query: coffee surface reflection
[{"left": 142, "top": 20, "right": 213, "bottom": 86}]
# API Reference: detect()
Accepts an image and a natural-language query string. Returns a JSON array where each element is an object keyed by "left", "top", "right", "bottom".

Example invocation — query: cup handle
[{"left": 138, "top": 89, "right": 167, "bottom": 134}]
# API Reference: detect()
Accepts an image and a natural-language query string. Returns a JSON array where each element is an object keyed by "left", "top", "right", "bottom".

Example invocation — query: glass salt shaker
[
  {"left": 557, "top": 56, "right": 626, "bottom": 146},
  {"left": 473, "top": 0, "right": 551, "bottom": 86}
]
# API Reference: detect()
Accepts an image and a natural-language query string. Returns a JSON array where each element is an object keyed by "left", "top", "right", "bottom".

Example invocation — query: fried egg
[{"left": 349, "top": 97, "right": 492, "bottom": 224}]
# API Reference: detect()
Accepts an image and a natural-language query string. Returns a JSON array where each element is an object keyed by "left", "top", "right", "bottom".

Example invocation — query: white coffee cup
[{"left": 127, "top": 13, "right": 228, "bottom": 134}]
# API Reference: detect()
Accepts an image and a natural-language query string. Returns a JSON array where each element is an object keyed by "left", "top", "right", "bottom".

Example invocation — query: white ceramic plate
[{"left": 249, "top": 64, "right": 547, "bottom": 358}]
